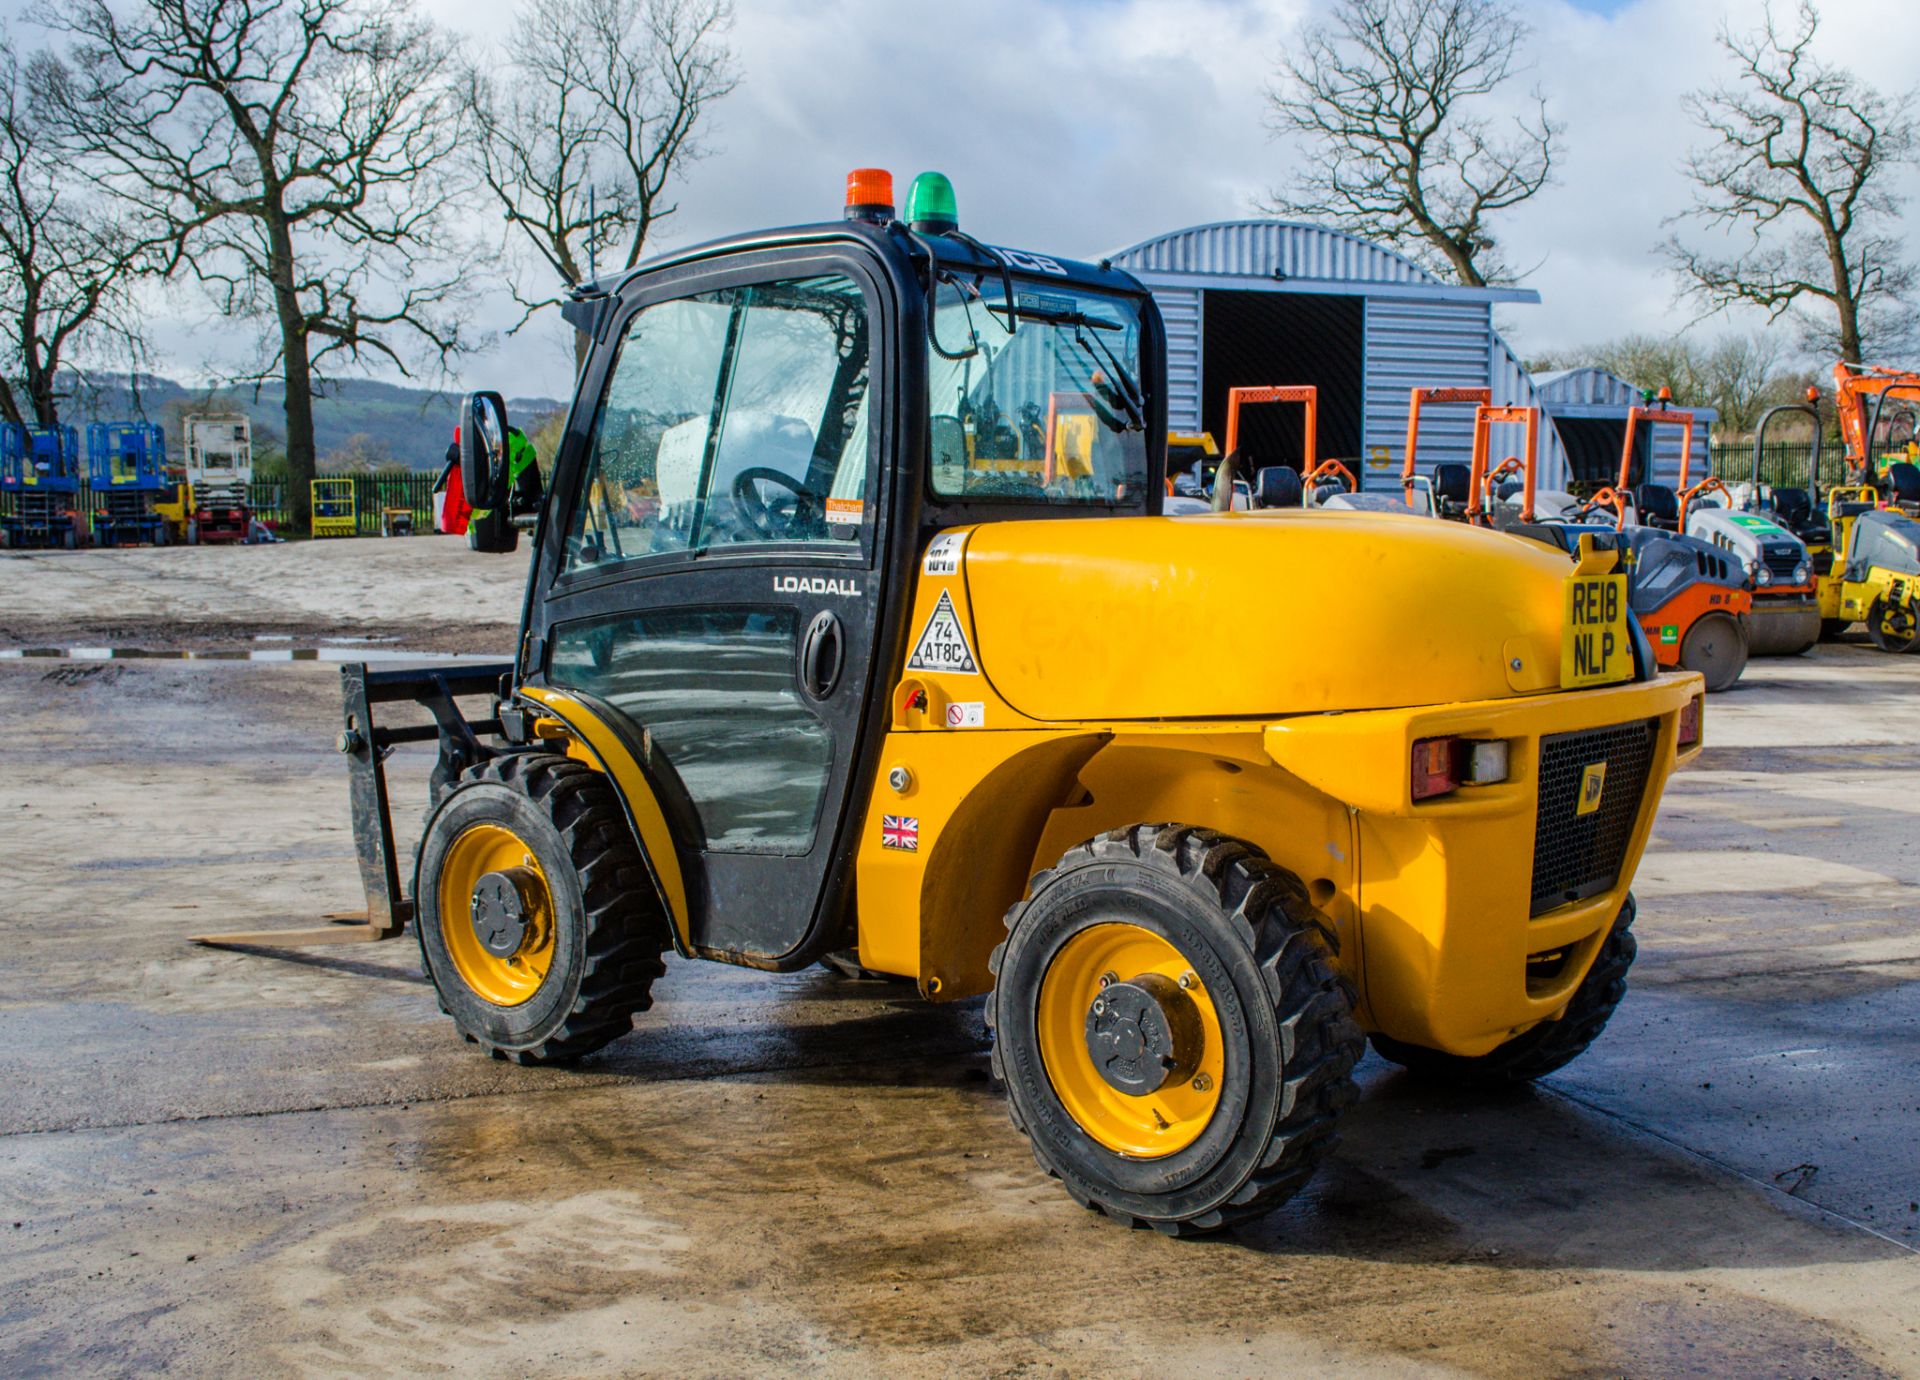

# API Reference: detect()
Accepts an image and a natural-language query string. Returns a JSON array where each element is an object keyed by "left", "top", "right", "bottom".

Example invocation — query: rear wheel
[
  {"left": 988, "top": 824, "right": 1362, "bottom": 1235},
  {"left": 1372, "top": 895, "right": 1637, "bottom": 1084},
  {"left": 416, "top": 752, "right": 670, "bottom": 1064},
  {"left": 1866, "top": 597, "right": 1920, "bottom": 653},
  {"left": 1680, "top": 612, "right": 1747, "bottom": 691}
]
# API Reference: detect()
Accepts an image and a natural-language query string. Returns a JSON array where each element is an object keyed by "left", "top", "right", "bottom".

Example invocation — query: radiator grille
[
  {"left": 1762, "top": 544, "right": 1802, "bottom": 579},
  {"left": 1531, "top": 720, "right": 1658, "bottom": 917}
]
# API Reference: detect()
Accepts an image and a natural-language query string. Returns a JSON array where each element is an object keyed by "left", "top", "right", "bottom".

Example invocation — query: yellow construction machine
[{"left": 219, "top": 171, "right": 1704, "bottom": 1235}]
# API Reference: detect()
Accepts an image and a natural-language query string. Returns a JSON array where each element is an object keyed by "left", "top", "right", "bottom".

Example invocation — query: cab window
[
  {"left": 926, "top": 277, "right": 1148, "bottom": 503},
  {"left": 562, "top": 274, "right": 871, "bottom": 574}
]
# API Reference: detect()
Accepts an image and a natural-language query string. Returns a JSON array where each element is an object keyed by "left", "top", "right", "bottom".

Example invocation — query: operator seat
[
  {"left": 1770, "top": 486, "right": 1830, "bottom": 545},
  {"left": 1431, "top": 462, "right": 1471, "bottom": 518},
  {"left": 1253, "top": 466, "right": 1303, "bottom": 509},
  {"left": 1884, "top": 461, "right": 1920, "bottom": 513},
  {"left": 1635, "top": 483, "right": 1681, "bottom": 530}
]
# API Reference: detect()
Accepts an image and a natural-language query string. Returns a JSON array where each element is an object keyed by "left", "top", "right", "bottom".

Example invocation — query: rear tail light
[
  {"left": 1411, "top": 737, "right": 1458, "bottom": 800},
  {"left": 1411, "top": 736, "right": 1511, "bottom": 801},
  {"left": 1677, "top": 695, "right": 1703, "bottom": 749}
]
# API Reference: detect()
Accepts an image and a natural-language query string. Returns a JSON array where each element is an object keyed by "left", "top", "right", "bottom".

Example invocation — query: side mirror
[{"left": 460, "top": 391, "right": 510, "bottom": 512}]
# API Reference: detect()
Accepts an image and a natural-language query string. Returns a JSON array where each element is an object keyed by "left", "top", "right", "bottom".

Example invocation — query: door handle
[{"left": 799, "top": 610, "right": 844, "bottom": 700}]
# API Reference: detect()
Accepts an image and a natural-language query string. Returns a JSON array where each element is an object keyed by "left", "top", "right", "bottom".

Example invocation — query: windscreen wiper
[{"left": 1078, "top": 323, "right": 1147, "bottom": 432}]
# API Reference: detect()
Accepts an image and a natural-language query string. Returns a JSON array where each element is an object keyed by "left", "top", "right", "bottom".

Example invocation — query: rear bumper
[{"left": 1264, "top": 672, "right": 1702, "bottom": 1056}]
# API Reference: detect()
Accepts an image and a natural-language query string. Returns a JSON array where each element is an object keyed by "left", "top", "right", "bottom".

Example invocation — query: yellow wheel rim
[
  {"left": 1036, "top": 922, "right": 1226, "bottom": 1158},
  {"left": 437, "top": 823, "right": 556, "bottom": 1008}
]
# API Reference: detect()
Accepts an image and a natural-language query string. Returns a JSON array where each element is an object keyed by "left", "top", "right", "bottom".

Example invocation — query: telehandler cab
[{"left": 273, "top": 172, "right": 1703, "bottom": 1235}]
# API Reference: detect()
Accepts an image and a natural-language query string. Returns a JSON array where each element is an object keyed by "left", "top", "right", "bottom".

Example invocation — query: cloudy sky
[{"left": 16, "top": 0, "right": 1920, "bottom": 398}]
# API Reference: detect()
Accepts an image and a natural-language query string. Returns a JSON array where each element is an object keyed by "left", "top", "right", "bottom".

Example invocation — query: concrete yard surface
[{"left": 1, "top": 538, "right": 1917, "bottom": 1377}]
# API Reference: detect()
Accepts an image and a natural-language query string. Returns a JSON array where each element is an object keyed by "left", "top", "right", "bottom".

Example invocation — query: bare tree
[
  {"left": 1264, "top": 0, "right": 1558, "bottom": 287},
  {"left": 1529, "top": 330, "right": 1791, "bottom": 437},
  {"left": 1666, "top": 2, "right": 1915, "bottom": 365},
  {"left": 35, "top": 0, "right": 474, "bottom": 525},
  {"left": 0, "top": 32, "right": 166, "bottom": 428},
  {"left": 466, "top": 0, "right": 736, "bottom": 368}
]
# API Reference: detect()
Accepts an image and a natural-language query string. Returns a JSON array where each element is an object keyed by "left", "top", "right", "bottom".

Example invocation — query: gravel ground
[{"left": 1, "top": 538, "right": 1916, "bottom": 1377}]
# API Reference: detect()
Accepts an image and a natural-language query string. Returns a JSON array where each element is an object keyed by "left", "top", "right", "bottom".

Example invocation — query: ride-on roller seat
[
  {"left": 1884, "top": 461, "right": 1920, "bottom": 512},
  {"left": 1769, "top": 487, "right": 1830, "bottom": 545},
  {"left": 1430, "top": 462, "right": 1471, "bottom": 517},
  {"left": 1253, "top": 465, "right": 1303, "bottom": 509},
  {"left": 1635, "top": 484, "right": 1680, "bottom": 530}
]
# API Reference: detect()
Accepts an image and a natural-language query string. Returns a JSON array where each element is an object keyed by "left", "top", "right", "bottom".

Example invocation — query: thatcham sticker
[{"left": 774, "top": 575, "right": 861, "bottom": 597}]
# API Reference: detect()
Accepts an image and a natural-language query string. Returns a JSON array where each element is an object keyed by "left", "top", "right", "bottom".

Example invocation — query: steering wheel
[
  {"left": 1303, "top": 459, "right": 1358, "bottom": 493},
  {"left": 1571, "top": 486, "right": 1628, "bottom": 527},
  {"left": 732, "top": 466, "right": 818, "bottom": 540}
]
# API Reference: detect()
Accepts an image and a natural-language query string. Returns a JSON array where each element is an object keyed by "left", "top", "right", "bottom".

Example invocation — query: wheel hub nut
[
  {"left": 470, "top": 867, "right": 539, "bottom": 958},
  {"left": 1083, "top": 972, "right": 1203, "bottom": 1096}
]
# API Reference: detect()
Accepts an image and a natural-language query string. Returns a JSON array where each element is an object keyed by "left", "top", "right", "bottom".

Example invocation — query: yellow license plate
[{"left": 1562, "top": 573, "right": 1631, "bottom": 688}]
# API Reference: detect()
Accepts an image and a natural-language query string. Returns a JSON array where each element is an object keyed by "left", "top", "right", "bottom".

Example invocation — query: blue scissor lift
[
  {"left": 87, "top": 422, "right": 172, "bottom": 546},
  {"left": 1, "top": 423, "right": 82, "bottom": 549}
]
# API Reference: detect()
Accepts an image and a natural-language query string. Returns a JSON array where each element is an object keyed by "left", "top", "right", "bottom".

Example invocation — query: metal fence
[
  {"left": 2, "top": 470, "right": 442, "bottom": 538},
  {"left": 1709, "top": 442, "right": 1840, "bottom": 492}
]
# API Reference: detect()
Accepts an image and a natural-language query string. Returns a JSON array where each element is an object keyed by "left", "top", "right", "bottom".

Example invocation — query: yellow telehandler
[{"left": 246, "top": 171, "right": 1704, "bottom": 1234}]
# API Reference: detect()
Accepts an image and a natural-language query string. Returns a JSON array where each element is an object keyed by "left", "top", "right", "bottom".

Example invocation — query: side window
[
  {"left": 549, "top": 608, "right": 832, "bottom": 855},
  {"left": 563, "top": 274, "right": 870, "bottom": 574}
]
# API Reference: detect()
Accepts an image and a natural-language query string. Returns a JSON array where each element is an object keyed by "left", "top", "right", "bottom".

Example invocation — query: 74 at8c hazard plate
[{"left": 1561, "top": 573, "right": 1632, "bottom": 688}]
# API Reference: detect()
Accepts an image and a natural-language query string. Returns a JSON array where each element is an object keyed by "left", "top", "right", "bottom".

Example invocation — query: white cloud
[{"left": 14, "top": 0, "right": 1920, "bottom": 397}]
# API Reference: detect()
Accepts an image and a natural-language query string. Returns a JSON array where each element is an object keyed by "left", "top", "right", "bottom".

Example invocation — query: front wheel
[
  {"left": 416, "top": 752, "right": 670, "bottom": 1064},
  {"left": 1680, "top": 612, "right": 1748, "bottom": 692},
  {"left": 1866, "top": 597, "right": 1920, "bottom": 653},
  {"left": 988, "top": 824, "right": 1362, "bottom": 1235},
  {"left": 1372, "top": 895, "right": 1637, "bottom": 1084}
]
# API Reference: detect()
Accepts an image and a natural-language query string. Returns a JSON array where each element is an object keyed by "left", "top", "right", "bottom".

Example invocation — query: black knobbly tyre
[
  {"left": 1371, "top": 894, "right": 1638, "bottom": 1085},
  {"left": 987, "top": 823, "right": 1362, "bottom": 1235},
  {"left": 416, "top": 752, "right": 670, "bottom": 1064}
]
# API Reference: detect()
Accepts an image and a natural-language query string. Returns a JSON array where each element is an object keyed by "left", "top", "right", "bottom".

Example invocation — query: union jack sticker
[{"left": 881, "top": 815, "right": 919, "bottom": 852}]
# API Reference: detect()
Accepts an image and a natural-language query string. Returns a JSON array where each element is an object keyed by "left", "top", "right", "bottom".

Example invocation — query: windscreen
[{"left": 926, "top": 274, "right": 1149, "bottom": 504}]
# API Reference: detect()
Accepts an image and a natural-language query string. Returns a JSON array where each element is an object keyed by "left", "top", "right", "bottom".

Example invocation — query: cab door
[{"left": 522, "top": 249, "right": 899, "bottom": 967}]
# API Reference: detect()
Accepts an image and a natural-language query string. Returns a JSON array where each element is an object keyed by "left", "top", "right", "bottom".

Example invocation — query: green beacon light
[{"left": 905, "top": 171, "right": 959, "bottom": 235}]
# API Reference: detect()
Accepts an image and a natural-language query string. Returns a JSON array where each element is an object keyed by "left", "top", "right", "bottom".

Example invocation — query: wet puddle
[{"left": 0, "top": 645, "right": 501, "bottom": 664}]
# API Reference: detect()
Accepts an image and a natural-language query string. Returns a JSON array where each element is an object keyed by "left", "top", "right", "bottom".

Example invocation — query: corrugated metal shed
[
  {"left": 1108, "top": 220, "right": 1572, "bottom": 490},
  {"left": 1532, "top": 368, "right": 1717, "bottom": 488}
]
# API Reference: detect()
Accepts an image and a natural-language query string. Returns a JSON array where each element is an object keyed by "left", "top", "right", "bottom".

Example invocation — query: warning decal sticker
[
  {"left": 906, "top": 590, "right": 979, "bottom": 674},
  {"left": 923, "top": 531, "right": 966, "bottom": 576}
]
